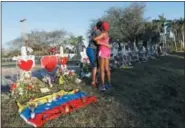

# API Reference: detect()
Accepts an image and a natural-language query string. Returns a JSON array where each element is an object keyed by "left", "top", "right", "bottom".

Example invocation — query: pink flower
[
  {"left": 83, "top": 58, "right": 88, "bottom": 63},
  {"left": 68, "top": 71, "right": 74, "bottom": 76}
]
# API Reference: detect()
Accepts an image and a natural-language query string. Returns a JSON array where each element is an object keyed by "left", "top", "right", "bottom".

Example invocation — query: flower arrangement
[
  {"left": 10, "top": 83, "right": 17, "bottom": 93},
  {"left": 59, "top": 56, "right": 68, "bottom": 65},
  {"left": 49, "top": 47, "right": 57, "bottom": 55},
  {"left": 60, "top": 70, "right": 77, "bottom": 84},
  {"left": 79, "top": 61, "right": 91, "bottom": 78},
  {"left": 11, "top": 55, "right": 83, "bottom": 105},
  {"left": 10, "top": 77, "right": 49, "bottom": 104},
  {"left": 56, "top": 55, "right": 78, "bottom": 85}
]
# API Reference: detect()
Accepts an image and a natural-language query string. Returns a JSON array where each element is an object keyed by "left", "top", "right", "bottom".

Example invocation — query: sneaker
[
  {"left": 99, "top": 85, "right": 106, "bottom": 91},
  {"left": 105, "top": 84, "right": 113, "bottom": 89},
  {"left": 91, "top": 82, "right": 97, "bottom": 88}
]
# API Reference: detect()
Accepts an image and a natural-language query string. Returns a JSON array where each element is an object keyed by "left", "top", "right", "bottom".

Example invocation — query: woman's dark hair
[{"left": 96, "top": 21, "right": 103, "bottom": 31}]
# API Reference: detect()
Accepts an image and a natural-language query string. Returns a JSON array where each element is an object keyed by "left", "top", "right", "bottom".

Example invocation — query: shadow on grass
[
  {"left": 170, "top": 51, "right": 185, "bottom": 57},
  {"left": 77, "top": 52, "right": 184, "bottom": 127},
  {"left": 101, "top": 53, "right": 184, "bottom": 127}
]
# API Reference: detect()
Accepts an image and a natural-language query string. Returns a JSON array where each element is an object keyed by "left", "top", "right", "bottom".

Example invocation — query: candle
[
  {"left": 21, "top": 46, "right": 27, "bottom": 56},
  {"left": 65, "top": 105, "right": 69, "bottom": 113},
  {"left": 60, "top": 46, "right": 63, "bottom": 56}
]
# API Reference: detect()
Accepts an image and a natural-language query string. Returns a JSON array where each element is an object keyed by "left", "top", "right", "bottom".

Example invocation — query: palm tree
[
  {"left": 142, "top": 21, "right": 153, "bottom": 46},
  {"left": 67, "top": 36, "right": 77, "bottom": 53},
  {"left": 152, "top": 15, "right": 166, "bottom": 34},
  {"left": 166, "top": 20, "right": 179, "bottom": 51},
  {"left": 68, "top": 36, "right": 78, "bottom": 46},
  {"left": 150, "top": 19, "right": 162, "bottom": 45},
  {"left": 158, "top": 14, "right": 168, "bottom": 53},
  {"left": 153, "top": 14, "right": 174, "bottom": 52},
  {"left": 76, "top": 36, "right": 85, "bottom": 53},
  {"left": 176, "top": 18, "right": 184, "bottom": 50},
  {"left": 68, "top": 35, "right": 85, "bottom": 54},
  {"left": 77, "top": 36, "right": 84, "bottom": 44}
]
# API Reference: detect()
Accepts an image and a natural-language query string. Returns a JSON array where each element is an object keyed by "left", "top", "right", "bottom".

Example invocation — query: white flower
[{"left": 75, "top": 78, "right": 81, "bottom": 84}]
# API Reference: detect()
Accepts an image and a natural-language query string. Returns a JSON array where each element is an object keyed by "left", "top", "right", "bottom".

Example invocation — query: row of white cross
[
  {"left": 112, "top": 43, "right": 159, "bottom": 58},
  {"left": 11, "top": 43, "right": 164, "bottom": 81},
  {"left": 110, "top": 43, "right": 163, "bottom": 68}
]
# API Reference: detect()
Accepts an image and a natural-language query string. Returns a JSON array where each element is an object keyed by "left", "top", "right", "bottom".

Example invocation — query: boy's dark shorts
[{"left": 86, "top": 47, "right": 98, "bottom": 68}]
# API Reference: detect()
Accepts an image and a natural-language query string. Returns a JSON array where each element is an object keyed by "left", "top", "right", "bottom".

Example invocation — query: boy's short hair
[{"left": 96, "top": 21, "right": 103, "bottom": 30}]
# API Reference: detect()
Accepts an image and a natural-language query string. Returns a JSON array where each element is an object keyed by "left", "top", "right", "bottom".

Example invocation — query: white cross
[{"left": 12, "top": 46, "right": 35, "bottom": 81}]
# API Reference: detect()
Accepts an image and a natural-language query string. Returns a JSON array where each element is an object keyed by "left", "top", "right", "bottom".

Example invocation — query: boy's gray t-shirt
[{"left": 88, "top": 30, "right": 101, "bottom": 50}]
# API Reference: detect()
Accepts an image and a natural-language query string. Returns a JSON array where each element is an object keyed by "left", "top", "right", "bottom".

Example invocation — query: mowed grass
[{"left": 1, "top": 52, "right": 184, "bottom": 128}]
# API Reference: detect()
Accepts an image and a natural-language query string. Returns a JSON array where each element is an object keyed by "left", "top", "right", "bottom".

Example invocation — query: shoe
[
  {"left": 91, "top": 82, "right": 97, "bottom": 88},
  {"left": 105, "top": 84, "right": 113, "bottom": 89},
  {"left": 99, "top": 85, "right": 106, "bottom": 91}
]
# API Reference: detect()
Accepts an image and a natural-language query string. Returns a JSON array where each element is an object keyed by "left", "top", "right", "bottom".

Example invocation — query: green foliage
[
  {"left": 88, "top": 3, "right": 146, "bottom": 43},
  {"left": 5, "top": 29, "right": 86, "bottom": 56},
  {"left": 6, "top": 50, "right": 20, "bottom": 57},
  {"left": 87, "top": 3, "right": 184, "bottom": 50}
]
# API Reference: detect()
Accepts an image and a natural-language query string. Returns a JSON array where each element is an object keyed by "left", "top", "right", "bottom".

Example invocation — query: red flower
[
  {"left": 10, "top": 83, "right": 16, "bottom": 91},
  {"left": 68, "top": 71, "right": 73, "bottom": 76},
  {"left": 59, "top": 57, "right": 68, "bottom": 65},
  {"left": 64, "top": 57, "right": 68, "bottom": 62},
  {"left": 49, "top": 47, "right": 57, "bottom": 54},
  {"left": 28, "top": 85, "right": 33, "bottom": 89},
  {"left": 25, "top": 85, "right": 33, "bottom": 90}
]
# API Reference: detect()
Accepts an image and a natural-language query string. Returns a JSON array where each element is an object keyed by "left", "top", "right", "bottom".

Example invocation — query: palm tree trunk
[
  {"left": 182, "top": 32, "right": 184, "bottom": 50},
  {"left": 174, "top": 36, "right": 177, "bottom": 52},
  {"left": 118, "top": 42, "right": 122, "bottom": 51},
  {"left": 180, "top": 40, "right": 183, "bottom": 51},
  {"left": 162, "top": 33, "right": 166, "bottom": 53}
]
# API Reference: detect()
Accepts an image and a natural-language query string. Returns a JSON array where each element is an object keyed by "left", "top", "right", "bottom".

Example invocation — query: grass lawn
[{"left": 1, "top": 52, "right": 184, "bottom": 128}]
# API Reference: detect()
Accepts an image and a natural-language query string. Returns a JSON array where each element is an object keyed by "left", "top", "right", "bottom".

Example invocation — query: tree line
[
  {"left": 88, "top": 2, "right": 184, "bottom": 51},
  {"left": 3, "top": 30, "right": 85, "bottom": 57},
  {"left": 3, "top": 2, "right": 184, "bottom": 57}
]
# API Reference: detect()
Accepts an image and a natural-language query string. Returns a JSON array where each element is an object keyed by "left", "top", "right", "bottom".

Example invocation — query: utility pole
[
  {"left": 19, "top": 18, "right": 28, "bottom": 80},
  {"left": 20, "top": 18, "right": 28, "bottom": 47}
]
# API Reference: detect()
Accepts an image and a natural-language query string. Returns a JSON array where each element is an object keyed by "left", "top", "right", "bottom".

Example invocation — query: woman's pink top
[{"left": 98, "top": 33, "right": 111, "bottom": 58}]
